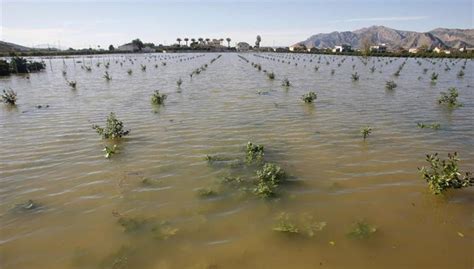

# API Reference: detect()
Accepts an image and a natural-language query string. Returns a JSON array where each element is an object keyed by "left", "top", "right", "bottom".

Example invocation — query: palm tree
[
  {"left": 226, "top": 38, "right": 231, "bottom": 48},
  {"left": 176, "top": 38, "right": 182, "bottom": 46},
  {"left": 184, "top": 38, "right": 189, "bottom": 46}
]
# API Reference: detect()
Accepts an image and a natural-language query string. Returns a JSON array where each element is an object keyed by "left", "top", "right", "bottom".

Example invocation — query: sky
[{"left": 1, "top": 0, "right": 473, "bottom": 49}]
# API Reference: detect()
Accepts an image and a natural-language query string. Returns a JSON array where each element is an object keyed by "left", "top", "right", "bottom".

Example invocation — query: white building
[{"left": 370, "top": 44, "right": 387, "bottom": 53}]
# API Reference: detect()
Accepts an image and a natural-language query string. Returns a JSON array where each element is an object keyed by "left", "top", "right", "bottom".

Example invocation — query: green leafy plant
[
  {"left": 361, "top": 126, "right": 372, "bottom": 140},
  {"left": 347, "top": 220, "right": 377, "bottom": 239},
  {"left": 418, "top": 152, "right": 473, "bottom": 195},
  {"left": 92, "top": 112, "right": 130, "bottom": 139},
  {"left": 302, "top": 92, "right": 317, "bottom": 103},
  {"left": 438, "top": 88, "right": 462, "bottom": 108},
  {"left": 430, "top": 72, "right": 438, "bottom": 82},
  {"left": 254, "top": 163, "right": 286, "bottom": 198},
  {"left": 196, "top": 188, "right": 218, "bottom": 198},
  {"left": 246, "top": 141, "right": 264, "bottom": 164},
  {"left": 457, "top": 70, "right": 464, "bottom": 78},
  {"left": 140, "top": 64, "right": 146, "bottom": 71},
  {"left": 127, "top": 69, "right": 132, "bottom": 75},
  {"left": 302, "top": 214, "right": 327, "bottom": 237},
  {"left": 151, "top": 90, "right": 167, "bottom": 105},
  {"left": 103, "top": 145, "right": 117, "bottom": 158},
  {"left": 1, "top": 89, "right": 17, "bottom": 105},
  {"left": 281, "top": 78, "right": 290, "bottom": 87},
  {"left": 267, "top": 72, "right": 275, "bottom": 80},
  {"left": 385, "top": 80, "right": 397, "bottom": 90}
]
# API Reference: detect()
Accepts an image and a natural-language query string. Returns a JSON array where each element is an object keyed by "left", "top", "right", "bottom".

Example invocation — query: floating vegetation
[
  {"left": 273, "top": 213, "right": 299, "bottom": 234},
  {"left": 246, "top": 141, "right": 264, "bottom": 164},
  {"left": 151, "top": 90, "right": 167, "bottom": 105},
  {"left": 417, "top": 122, "right": 440, "bottom": 130},
  {"left": 12, "top": 199, "right": 40, "bottom": 212},
  {"left": 281, "top": 78, "right": 291, "bottom": 87},
  {"left": 151, "top": 221, "right": 179, "bottom": 240},
  {"left": 361, "top": 126, "right": 372, "bottom": 140},
  {"left": 438, "top": 88, "right": 462, "bottom": 108},
  {"left": 267, "top": 72, "right": 275, "bottom": 80},
  {"left": 385, "top": 80, "right": 397, "bottom": 90},
  {"left": 254, "top": 163, "right": 286, "bottom": 198},
  {"left": 301, "top": 92, "right": 317, "bottom": 103},
  {"left": 1, "top": 89, "right": 17, "bottom": 105},
  {"left": 92, "top": 112, "right": 130, "bottom": 139},
  {"left": 196, "top": 188, "right": 218, "bottom": 198},
  {"left": 103, "top": 145, "right": 117, "bottom": 158},
  {"left": 418, "top": 152, "right": 474, "bottom": 195},
  {"left": 118, "top": 216, "right": 149, "bottom": 233},
  {"left": 302, "top": 214, "right": 327, "bottom": 237},
  {"left": 347, "top": 220, "right": 377, "bottom": 239}
]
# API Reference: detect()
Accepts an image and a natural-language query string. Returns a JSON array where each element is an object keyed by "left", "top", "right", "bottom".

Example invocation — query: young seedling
[
  {"left": 1, "top": 89, "right": 17, "bottom": 105},
  {"left": 438, "top": 88, "right": 462, "bottom": 108},
  {"left": 176, "top": 78, "right": 183, "bottom": 87},
  {"left": 67, "top": 80, "right": 77, "bottom": 89},
  {"left": 127, "top": 69, "right": 132, "bottom": 75},
  {"left": 92, "top": 112, "right": 130, "bottom": 139},
  {"left": 103, "top": 145, "right": 118, "bottom": 158},
  {"left": 430, "top": 72, "right": 438, "bottom": 83},
  {"left": 457, "top": 70, "right": 464, "bottom": 78},
  {"left": 351, "top": 72, "right": 360, "bottom": 81},
  {"left": 385, "top": 80, "right": 397, "bottom": 90},
  {"left": 281, "top": 78, "right": 290, "bottom": 87},
  {"left": 151, "top": 90, "right": 167, "bottom": 105},
  {"left": 418, "top": 152, "right": 474, "bottom": 195},
  {"left": 347, "top": 220, "right": 377, "bottom": 239},
  {"left": 302, "top": 92, "right": 317, "bottom": 103},
  {"left": 361, "top": 126, "right": 372, "bottom": 140},
  {"left": 140, "top": 65, "right": 146, "bottom": 71},
  {"left": 267, "top": 72, "right": 275, "bottom": 80},
  {"left": 104, "top": 71, "right": 112, "bottom": 81}
]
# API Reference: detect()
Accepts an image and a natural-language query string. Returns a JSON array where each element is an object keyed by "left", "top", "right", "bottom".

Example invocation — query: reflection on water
[{"left": 1, "top": 53, "right": 473, "bottom": 269}]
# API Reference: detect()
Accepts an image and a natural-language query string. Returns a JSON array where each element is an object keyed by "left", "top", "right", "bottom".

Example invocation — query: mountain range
[{"left": 294, "top": 26, "right": 474, "bottom": 50}]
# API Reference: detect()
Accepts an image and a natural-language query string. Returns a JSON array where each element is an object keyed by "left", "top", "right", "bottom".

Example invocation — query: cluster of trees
[
  {"left": 0, "top": 57, "right": 46, "bottom": 76},
  {"left": 175, "top": 37, "right": 232, "bottom": 48}
]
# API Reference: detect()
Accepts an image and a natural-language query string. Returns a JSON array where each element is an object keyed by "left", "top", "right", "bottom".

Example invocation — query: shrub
[
  {"left": 151, "top": 90, "right": 167, "bottom": 105},
  {"left": 385, "top": 80, "right": 397, "bottom": 90},
  {"left": 418, "top": 152, "right": 473, "bottom": 195},
  {"left": 438, "top": 88, "right": 462, "bottom": 108},
  {"left": 103, "top": 145, "right": 117, "bottom": 158},
  {"left": 92, "top": 112, "right": 130, "bottom": 139},
  {"left": 9, "top": 57, "right": 45, "bottom": 73},
  {"left": 254, "top": 163, "right": 286, "bottom": 197},
  {"left": 302, "top": 92, "right": 317, "bottom": 103},
  {"left": 1, "top": 89, "right": 17, "bottom": 105}
]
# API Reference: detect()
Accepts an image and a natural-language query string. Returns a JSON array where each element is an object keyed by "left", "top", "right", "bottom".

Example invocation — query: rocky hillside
[
  {"left": 295, "top": 26, "right": 474, "bottom": 50},
  {"left": 0, "top": 41, "right": 31, "bottom": 52}
]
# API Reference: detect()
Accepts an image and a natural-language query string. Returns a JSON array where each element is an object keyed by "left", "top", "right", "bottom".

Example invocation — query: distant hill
[
  {"left": 0, "top": 41, "right": 31, "bottom": 52},
  {"left": 295, "top": 26, "right": 474, "bottom": 50}
]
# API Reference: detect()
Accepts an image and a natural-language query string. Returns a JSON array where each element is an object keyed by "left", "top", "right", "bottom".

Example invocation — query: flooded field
[{"left": 1, "top": 53, "right": 473, "bottom": 269}]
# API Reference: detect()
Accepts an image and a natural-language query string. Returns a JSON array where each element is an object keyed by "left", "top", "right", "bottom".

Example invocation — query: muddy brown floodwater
[{"left": 1, "top": 53, "right": 473, "bottom": 269}]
